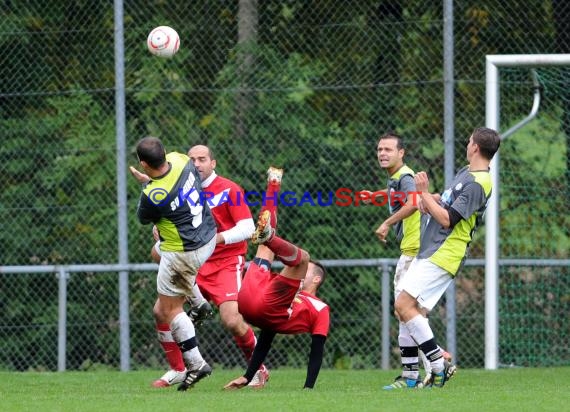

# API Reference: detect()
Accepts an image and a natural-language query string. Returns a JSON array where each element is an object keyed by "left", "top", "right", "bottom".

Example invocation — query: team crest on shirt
[
  {"left": 293, "top": 297, "right": 302, "bottom": 304},
  {"left": 455, "top": 183, "right": 463, "bottom": 191},
  {"left": 441, "top": 188, "right": 453, "bottom": 206}
]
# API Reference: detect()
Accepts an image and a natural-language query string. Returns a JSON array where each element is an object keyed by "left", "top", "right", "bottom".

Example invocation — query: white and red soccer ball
[{"left": 147, "top": 26, "right": 180, "bottom": 58}]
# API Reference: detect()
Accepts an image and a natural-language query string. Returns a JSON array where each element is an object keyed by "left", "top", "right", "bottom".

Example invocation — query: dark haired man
[
  {"left": 146, "top": 145, "right": 277, "bottom": 389},
  {"left": 362, "top": 132, "right": 453, "bottom": 389},
  {"left": 133, "top": 136, "right": 216, "bottom": 391},
  {"left": 394, "top": 127, "right": 500, "bottom": 388}
]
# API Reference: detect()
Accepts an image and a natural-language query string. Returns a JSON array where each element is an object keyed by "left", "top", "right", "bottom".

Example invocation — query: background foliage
[{"left": 0, "top": 1, "right": 568, "bottom": 371}]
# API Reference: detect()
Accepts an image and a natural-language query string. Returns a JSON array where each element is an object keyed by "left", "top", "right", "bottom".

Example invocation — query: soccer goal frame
[{"left": 485, "top": 54, "right": 570, "bottom": 370}]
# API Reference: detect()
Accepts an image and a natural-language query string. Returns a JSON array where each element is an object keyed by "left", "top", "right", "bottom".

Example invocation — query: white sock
[
  {"left": 419, "top": 350, "right": 431, "bottom": 374},
  {"left": 398, "top": 322, "right": 419, "bottom": 379},
  {"left": 405, "top": 314, "right": 433, "bottom": 343},
  {"left": 420, "top": 317, "right": 433, "bottom": 374},
  {"left": 183, "top": 348, "right": 205, "bottom": 370},
  {"left": 405, "top": 315, "right": 444, "bottom": 373},
  {"left": 170, "top": 312, "right": 204, "bottom": 370}
]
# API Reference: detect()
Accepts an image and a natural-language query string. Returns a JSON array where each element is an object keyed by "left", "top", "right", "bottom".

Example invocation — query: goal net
[{"left": 485, "top": 55, "right": 570, "bottom": 369}]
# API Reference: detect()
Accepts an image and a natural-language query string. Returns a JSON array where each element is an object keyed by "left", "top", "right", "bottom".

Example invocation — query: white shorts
[
  {"left": 157, "top": 235, "right": 216, "bottom": 297},
  {"left": 398, "top": 258, "right": 453, "bottom": 311},
  {"left": 393, "top": 254, "right": 415, "bottom": 300}
]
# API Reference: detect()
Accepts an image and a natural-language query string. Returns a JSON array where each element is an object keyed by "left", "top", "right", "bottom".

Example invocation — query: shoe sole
[
  {"left": 186, "top": 304, "right": 214, "bottom": 326},
  {"left": 383, "top": 382, "right": 422, "bottom": 390},
  {"left": 446, "top": 364, "right": 457, "bottom": 380},
  {"left": 252, "top": 210, "right": 271, "bottom": 244},
  {"left": 177, "top": 369, "right": 212, "bottom": 391},
  {"left": 267, "top": 167, "right": 283, "bottom": 184}
]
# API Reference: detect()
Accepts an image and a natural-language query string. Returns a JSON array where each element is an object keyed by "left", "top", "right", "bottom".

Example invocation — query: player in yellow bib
[
  {"left": 133, "top": 137, "right": 217, "bottom": 391},
  {"left": 395, "top": 127, "right": 500, "bottom": 388},
  {"left": 362, "top": 133, "right": 451, "bottom": 389}
]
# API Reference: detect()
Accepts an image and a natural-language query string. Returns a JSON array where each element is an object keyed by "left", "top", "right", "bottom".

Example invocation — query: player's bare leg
[
  {"left": 152, "top": 297, "right": 188, "bottom": 388},
  {"left": 264, "top": 166, "right": 283, "bottom": 229},
  {"left": 247, "top": 167, "right": 283, "bottom": 388},
  {"left": 252, "top": 210, "right": 309, "bottom": 280},
  {"left": 151, "top": 294, "right": 212, "bottom": 391},
  {"left": 151, "top": 240, "right": 212, "bottom": 384},
  {"left": 152, "top": 300, "right": 187, "bottom": 387}
]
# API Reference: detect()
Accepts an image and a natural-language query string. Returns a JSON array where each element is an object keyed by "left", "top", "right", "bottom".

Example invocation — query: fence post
[
  {"left": 57, "top": 267, "right": 68, "bottom": 372},
  {"left": 113, "top": 0, "right": 131, "bottom": 372},
  {"left": 381, "top": 260, "right": 391, "bottom": 370}
]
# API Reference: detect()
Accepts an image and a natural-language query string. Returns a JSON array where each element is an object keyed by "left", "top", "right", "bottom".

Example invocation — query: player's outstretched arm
[
  {"left": 303, "top": 334, "right": 327, "bottom": 389},
  {"left": 358, "top": 189, "right": 388, "bottom": 204},
  {"left": 223, "top": 376, "right": 248, "bottom": 390}
]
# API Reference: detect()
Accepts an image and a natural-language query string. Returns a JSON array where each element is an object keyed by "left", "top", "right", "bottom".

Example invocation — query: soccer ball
[{"left": 147, "top": 26, "right": 180, "bottom": 58}]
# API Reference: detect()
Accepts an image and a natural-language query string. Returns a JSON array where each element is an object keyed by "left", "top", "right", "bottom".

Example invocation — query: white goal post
[{"left": 485, "top": 54, "right": 570, "bottom": 370}]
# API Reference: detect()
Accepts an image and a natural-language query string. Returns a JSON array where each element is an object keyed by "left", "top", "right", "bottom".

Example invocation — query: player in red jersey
[
  {"left": 140, "top": 146, "right": 279, "bottom": 389},
  {"left": 224, "top": 175, "right": 330, "bottom": 390}
]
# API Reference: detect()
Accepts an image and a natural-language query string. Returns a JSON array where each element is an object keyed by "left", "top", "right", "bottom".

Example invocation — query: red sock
[
  {"left": 266, "top": 235, "right": 303, "bottom": 266},
  {"left": 262, "top": 181, "right": 280, "bottom": 230},
  {"left": 156, "top": 324, "right": 185, "bottom": 371},
  {"left": 234, "top": 327, "right": 256, "bottom": 361}
]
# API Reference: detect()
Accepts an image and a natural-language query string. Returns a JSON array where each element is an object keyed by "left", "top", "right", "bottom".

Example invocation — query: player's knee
[
  {"left": 394, "top": 294, "right": 417, "bottom": 321},
  {"left": 152, "top": 302, "right": 170, "bottom": 324},
  {"left": 300, "top": 249, "right": 310, "bottom": 265},
  {"left": 394, "top": 297, "right": 407, "bottom": 319},
  {"left": 152, "top": 300, "right": 160, "bottom": 318},
  {"left": 220, "top": 311, "right": 244, "bottom": 333}
]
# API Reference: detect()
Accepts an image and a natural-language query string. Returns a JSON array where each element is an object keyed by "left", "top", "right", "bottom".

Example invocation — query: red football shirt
[
  {"left": 276, "top": 291, "right": 330, "bottom": 336},
  {"left": 203, "top": 175, "right": 252, "bottom": 260}
]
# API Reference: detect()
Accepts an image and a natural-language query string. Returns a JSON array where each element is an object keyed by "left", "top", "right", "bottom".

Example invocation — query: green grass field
[{"left": 2, "top": 367, "right": 569, "bottom": 412}]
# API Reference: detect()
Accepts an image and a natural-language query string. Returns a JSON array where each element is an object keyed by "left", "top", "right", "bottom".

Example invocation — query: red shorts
[
  {"left": 196, "top": 255, "right": 245, "bottom": 306},
  {"left": 238, "top": 262, "right": 301, "bottom": 330}
]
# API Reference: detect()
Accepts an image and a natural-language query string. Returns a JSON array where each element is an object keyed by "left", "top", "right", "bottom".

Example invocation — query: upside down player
[{"left": 224, "top": 169, "right": 330, "bottom": 390}]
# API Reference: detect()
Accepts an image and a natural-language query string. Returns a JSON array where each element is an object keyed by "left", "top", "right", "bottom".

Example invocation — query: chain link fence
[{"left": 1, "top": 1, "right": 568, "bottom": 371}]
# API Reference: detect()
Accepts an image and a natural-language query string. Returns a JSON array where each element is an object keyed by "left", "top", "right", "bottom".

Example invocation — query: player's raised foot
[
  {"left": 383, "top": 375, "right": 423, "bottom": 390},
  {"left": 251, "top": 210, "right": 274, "bottom": 245},
  {"left": 248, "top": 364, "right": 270, "bottom": 389},
  {"left": 177, "top": 361, "right": 212, "bottom": 391},
  {"left": 152, "top": 369, "right": 187, "bottom": 388},
  {"left": 186, "top": 300, "right": 214, "bottom": 327},
  {"left": 267, "top": 166, "right": 283, "bottom": 184}
]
